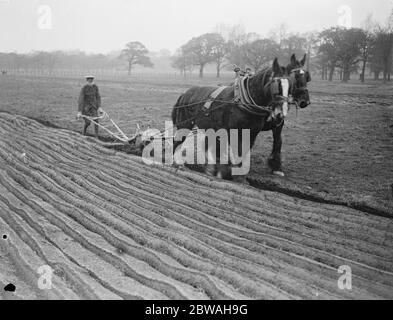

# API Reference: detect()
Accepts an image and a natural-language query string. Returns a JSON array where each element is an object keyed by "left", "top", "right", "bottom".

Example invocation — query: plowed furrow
[
  {"left": 0, "top": 169, "right": 189, "bottom": 300},
  {"left": 0, "top": 170, "right": 167, "bottom": 300},
  {"left": 5, "top": 166, "right": 282, "bottom": 299},
  {"left": 1, "top": 113, "right": 392, "bottom": 300},
  {"left": 4, "top": 118, "right": 391, "bottom": 248},
  {"left": 49, "top": 164, "right": 348, "bottom": 298},
  {"left": 0, "top": 134, "right": 340, "bottom": 298},
  {"left": 0, "top": 216, "right": 71, "bottom": 300},
  {"left": 0, "top": 188, "right": 150, "bottom": 300},
  {"left": 11, "top": 150, "right": 337, "bottom": 299},
  {"left": 6, "top": 122, "right": 391, "bottom": 251},
  {"left": 2, "top": 156, "right": 388, "bottom": 300},
  {"left": 1, "top": 163, "right": 241, "bottom": 300},
  {"left": 1, "top": 154, "right": 279, "bottom": 299},
  {"left": 1, "top": 142, "right": 390, "bottom": 298}
]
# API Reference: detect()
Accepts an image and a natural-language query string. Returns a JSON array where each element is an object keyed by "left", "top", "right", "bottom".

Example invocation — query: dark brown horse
[
  {"left": 262, "top": 54, "right": 311, "bottom": 176},
  {"left": 171, "top": 56, "right": 309, "bottom": 179}
]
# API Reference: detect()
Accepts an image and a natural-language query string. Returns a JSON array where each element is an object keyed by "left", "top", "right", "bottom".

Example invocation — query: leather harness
[{"left": 203, "top": 71, "right": 289, "bottom": 118}]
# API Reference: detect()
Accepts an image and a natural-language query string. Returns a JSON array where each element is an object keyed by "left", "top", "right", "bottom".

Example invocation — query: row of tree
[
  {"left": 1, "top": 16, "right": 393, "bottom": 82},
  {"left": 0, "top": 51, "right": 122, "bottom": 73},
  {"left": 317, "top": 24, "right": 393, "bottom": 82},
  {"left": 169, "top": 17, "right": 393, "bottom": 82},
  {"left": 170, "top": 29, "right": 313, "bottom": 78}
]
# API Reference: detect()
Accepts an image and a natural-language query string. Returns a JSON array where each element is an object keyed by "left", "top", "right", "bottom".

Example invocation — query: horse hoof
[{"left": 273, "top": 171, "right": 285, "bottom": 177}]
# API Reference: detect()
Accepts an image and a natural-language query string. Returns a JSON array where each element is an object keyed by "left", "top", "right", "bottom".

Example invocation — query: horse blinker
[{"left": 270, "top": 80, "right": 280, "bottom": 96}]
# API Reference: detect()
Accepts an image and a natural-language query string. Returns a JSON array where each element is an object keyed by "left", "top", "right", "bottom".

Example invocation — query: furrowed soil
[
  {"left": 0, "top": 75, "right": 392, "bottom": 214},
  {"left": 0, "top": 112, "right": 392, "bottom": 300},
  {"left": 0, "top": 75, "right": 392, "bottom": 299}
]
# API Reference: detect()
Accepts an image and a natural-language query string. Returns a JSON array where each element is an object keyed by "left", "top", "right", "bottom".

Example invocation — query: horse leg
[
  {"left": 230, "top": 130, "right": 257, "bottom": 184},
  {"left": 204, "top": 137, "right": 217, "bottom": 177},
  {"left": 268, "top": 122, "right": 284, "bottom": 177},
  {"left": 216, "top": 134, "right": 233, "bottom": 180}
]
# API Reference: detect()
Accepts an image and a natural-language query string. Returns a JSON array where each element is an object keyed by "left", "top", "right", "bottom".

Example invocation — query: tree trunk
[
  {"left": 360, "top": 60, "right": 367, "bottom": 83},
  {"left": 216, "top": 63, "right": 220, "bottom": 78},
  {"left": 199, "top": 64, "right": 204, "bottom": 78},
  {"left": 342, "top": 64, "right": 350, "bottom": 82},
  {"left": 343, "top": 71, "right": 349, "bottom": 82},
  {"left": 329, "top": 66, "right": 335, "bottom": 81},
  {"left": 374, "top": 71, "right": 380, "bottom": 80},
  {"left": 128, "top": 62, "right": 132, "bottom": 75}
]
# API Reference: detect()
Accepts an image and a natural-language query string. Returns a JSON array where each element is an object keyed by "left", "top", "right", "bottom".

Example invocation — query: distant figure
[
  {"left": 245, "top": 68, "right": 253, "bottom": 77},
  {"left": 77, "top": 76, "right": 102, "bottom": 138}
]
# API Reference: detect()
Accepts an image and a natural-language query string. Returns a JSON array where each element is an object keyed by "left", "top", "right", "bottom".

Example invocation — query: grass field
[{"left": 0, "top": 74, "right": 392, "bottom": 213}]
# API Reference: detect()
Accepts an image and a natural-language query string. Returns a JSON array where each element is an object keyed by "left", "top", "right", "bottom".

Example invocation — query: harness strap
[
  {"left": 234, "top": 75, "right": 274, "bottom": 116},
  {"left": 239, "top": 77, "right": 253, "bottom": 105},
  {"left": 203, "top": 86, "right": 229, "bottom": 110}
]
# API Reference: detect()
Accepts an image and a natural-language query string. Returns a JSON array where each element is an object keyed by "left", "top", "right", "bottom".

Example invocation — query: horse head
[
  {"left": 250, "top": 58, "right": 291, "bottom": 119},
  {"left": 286, "top": 54, "right": 311, "bottom": 109},
  {"left": 271, "top": 58, "right": 292, "bottom": 118}
]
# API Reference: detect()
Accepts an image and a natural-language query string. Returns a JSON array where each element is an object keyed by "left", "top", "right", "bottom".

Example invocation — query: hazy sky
[{"left": 0, "top": 0, "right": 391, "bottom": 54}]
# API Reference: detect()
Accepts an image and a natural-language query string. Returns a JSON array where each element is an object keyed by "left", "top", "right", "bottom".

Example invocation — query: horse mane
[
  {"left": 247, "top": 67, "right": 274, "bottom": 107},
  {"left": 259, "top": 67, "right": 273, "bottom": 88}
]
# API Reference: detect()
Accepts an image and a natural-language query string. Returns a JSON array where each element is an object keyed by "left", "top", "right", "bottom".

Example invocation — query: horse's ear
[
  {"left": 290, "top": 54, "right": 297, "bottom": 65},
  {"left": 300, "top": 54, "right": 307, "bottom": 67},
  {"left": 273, "top": 58, "right": 281, "bottom": 74}
]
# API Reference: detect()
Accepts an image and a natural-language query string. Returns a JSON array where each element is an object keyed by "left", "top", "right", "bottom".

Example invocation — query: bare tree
[
  {"left": 120, "top": 42, "right": 154, "bottom": 75},
  {"left": 280, "top": 34, "right": 308, "bottom": 62},
  {"left": 318, "top": 30, "right": 340, "bottom": 81},
  {"left": 318, "top": 27, "right": 364, "bottom": 82},
  {"left": 210, "top": 34, "right": 228, "bottom": 78},
  {"left": 182, "top": 33, "right": 218, "bottom": 78},
  {"left": 302, "top": 31, "right": 319, "bottom": 72},
  {"left": 242, "top": 39, "right": 279, "bottom": 72},
  {"left": 269, "top": 23, "right": 290, "bottom": 50},
  {"left": 372, "top": 28, "right": 393, "bottom": 82},
  {"left": 171, "top": 48, "right": 194, "bottom": 77},
  {"left": 227, "top": 33, "right": 260, "bottom": 69}
]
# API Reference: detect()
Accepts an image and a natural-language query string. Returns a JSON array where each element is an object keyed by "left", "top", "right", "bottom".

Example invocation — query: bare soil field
[
  {"left": 0, "top": 75, "right": 392, "bottom": 214},
  {"left": 0, "top": 112, "right": 392, "bottom": 300}
]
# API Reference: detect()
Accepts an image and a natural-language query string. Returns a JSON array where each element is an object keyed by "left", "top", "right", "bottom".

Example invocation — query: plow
[{"left": 80, "top": 109, "right": 138, "bottom": 144}]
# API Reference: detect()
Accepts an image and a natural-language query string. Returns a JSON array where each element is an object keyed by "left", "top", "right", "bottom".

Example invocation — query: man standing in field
[{"left": 77, "top": 75, "right": 103, "bottom": 138}]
